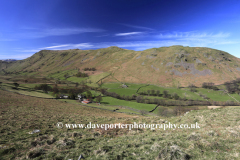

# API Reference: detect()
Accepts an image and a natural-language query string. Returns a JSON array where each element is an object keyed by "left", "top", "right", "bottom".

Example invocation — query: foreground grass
[
  {"left": 1, "top": 89, "right": 240, "bottom": 159},
  {"left": 0, "top": 90, "right": 133, "bottom": 159}
]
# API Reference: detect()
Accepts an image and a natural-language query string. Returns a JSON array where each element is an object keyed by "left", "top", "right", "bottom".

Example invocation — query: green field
[
  {"left": 197, "top": 88, "right": 240, "bottom": 101},
  {"left": 101, "top": 96, "right": 156, "bottom": 111},
  {"left": 102, "top": 82, "right": 240, "bottom": 103}
]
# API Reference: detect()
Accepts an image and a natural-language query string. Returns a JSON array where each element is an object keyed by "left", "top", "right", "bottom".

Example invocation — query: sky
[{"left": 0, "top": 0, "right": 240, "bottom": 60}]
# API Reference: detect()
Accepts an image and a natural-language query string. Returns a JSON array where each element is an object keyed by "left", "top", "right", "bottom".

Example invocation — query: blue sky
[{"left": 1, "top": 0, "right": 240, "bottom": 60}]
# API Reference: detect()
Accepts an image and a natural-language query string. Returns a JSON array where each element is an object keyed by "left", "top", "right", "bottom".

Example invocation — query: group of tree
[
  {"left": 34, "top": 84, "right": 52, "bottom": 93},
  {"left": 83, "top": 67, "right": 96, "bottom": 71},
  {"left": 188, "top": 84, "right": 197, "bottom": 92},
  {"left": 75, "top": 72, "right": 89, "bottom": 77},
  {"left": 139, "top": 90, "right": 161, "bottom": 96},
  {"left": 202, "top": 82, "right": 219, "bottom": 90},
  {"left": 224, "top": 79, "right": 240, "bottom": 94},
  {"left": 95, "top": 95, "right": 103, "bottom": 103},
  {"left": 138, "top": 90, "right": 180, "bottom": 100},
  {"left": 64, "top": 73, "right": 70, "bottom": 79},
  {"left": 53, "top": 86, "right": 90, "bottom": 99}
]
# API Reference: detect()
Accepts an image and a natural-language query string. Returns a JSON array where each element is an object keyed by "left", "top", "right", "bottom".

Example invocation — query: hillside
[
  {"left": 1, "top": 45, "right": 240, "bottom": 87},
  {"left": 1, "top": 89, "right": 240, "bottom": 159}
]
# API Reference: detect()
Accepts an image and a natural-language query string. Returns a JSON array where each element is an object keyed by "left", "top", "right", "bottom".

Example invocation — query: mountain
[
  {"left": 1, "top": 45, "right": 240, "bottom": 87},
  {"left": 2, "top": 59, "right": 17, "bottom": 62}
]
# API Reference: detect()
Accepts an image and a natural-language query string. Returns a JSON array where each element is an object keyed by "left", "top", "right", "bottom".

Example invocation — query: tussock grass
[{"left": 0, "top": 89, "right": 240, "bottom": 159}]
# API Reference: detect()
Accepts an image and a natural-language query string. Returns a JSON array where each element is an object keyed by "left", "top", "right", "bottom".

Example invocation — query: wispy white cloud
[
  {"left": 118, "top": 23, "right": 154, "bottom": 31},
  {"left": 156, "top": 31, "right": 230, "bottom": 39},
  {"left": 40, "top": 44, "right": 70, "bottom": 49},
  {"left": 115, "top": 32, "right": 143, "bottom": 36},
  {"left": 40, "top": 43, "right": 93, "bottom": 50},
  {"left": 16, "top": 27, "right": 105, "bottom": 39}
]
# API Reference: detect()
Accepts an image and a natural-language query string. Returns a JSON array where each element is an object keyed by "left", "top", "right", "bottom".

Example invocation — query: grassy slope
[
  {"left": 1, "top": 46, "right": 240, "bottom": 87},
  {"left": 197, "top": 88, "right": 240, "bottom": 101},
  {"left": 1, "top": 83, "right": 55, "bottom": 98},
  {"left": 1, "top": 90, "right": 240, "bottom": 159}
]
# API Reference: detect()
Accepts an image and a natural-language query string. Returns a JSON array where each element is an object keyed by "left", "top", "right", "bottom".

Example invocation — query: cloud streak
[
  {"left": 16, "top": 27, "right": 105, "bottom": 39},
  {"left": 115, "top": 32, "right": 143, "bottom": 36},
  {"left": 118, "top": 23, "right": 154, "bottom": 31},
  {"left": 156, "top": 31, "right": 230, "bottom": 39}
]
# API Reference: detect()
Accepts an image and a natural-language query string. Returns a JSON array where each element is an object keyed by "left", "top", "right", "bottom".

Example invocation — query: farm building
[{"left": 81, "top": 100, "right": 91, "bottom": 104}]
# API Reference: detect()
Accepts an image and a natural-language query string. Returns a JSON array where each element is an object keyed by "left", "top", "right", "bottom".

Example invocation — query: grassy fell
[{"left": 1, "top": 46, "right": 240, "bottom": 87}]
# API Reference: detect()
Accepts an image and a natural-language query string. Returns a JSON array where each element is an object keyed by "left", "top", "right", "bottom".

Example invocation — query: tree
[
  {"left": 190, "top": 88, "right": 197, "bottom": 92},
  {"left": 132, "top": 94, "right": 137, "bottom": 100},
  {"left": 86, "top": 91, "right": 92, "bottom": 100},
  {"left": 69, "top": 92, "right": 76, "bottom": 99},
  {"left": 76, "top": 72, "right": 88, "bottom": 77},
  {"left": 156, "top": 90, "right": 160, "bottom": 97},
  {"left": 75, "top": 82, "right": 79, "bottom": 87},
  {"left": 147, "top": 90, "right": 151, "bottom": 96},
  {"left": 64, "top": 73, "right": 69, "bottom": 79},
  {"left": 225, "top": 82, "right": 239, "bottom": 94},
  {"left": 96, "top": 96, "right": 103, "bottom": 103},
  {"left": 188, "top": 84, "right": 196, "bottom": 88},
  {"left": 34, "top": 84, "right": 52, "bottom": 93},
  {"left": 100, "top": 88, "right": 107, "bottom": 94},
  {"left": 52, "top": 86, "right": 59, "bottom": 94},
  {"left": 13, "top": 83, "right": 19, "bottom": 89},
  {"left": 136, "top": 96, "right": 143, "bottom": 103},
  {"left": 172, "top": 93, "right": 179, "bottom": 100},
  {"left": 151, "top": 90, "right": 155, "bottom": 96},
  {"left": 163, "top": 90, "right": 168, "bottom": 98},
  {"left": 202, "top": 82, "right": 215, "bottom": 89}
]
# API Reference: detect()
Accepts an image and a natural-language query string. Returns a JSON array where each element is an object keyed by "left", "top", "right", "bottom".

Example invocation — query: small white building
[{"left": 121, "top": 84, "right": 128, "bottom": 88}]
